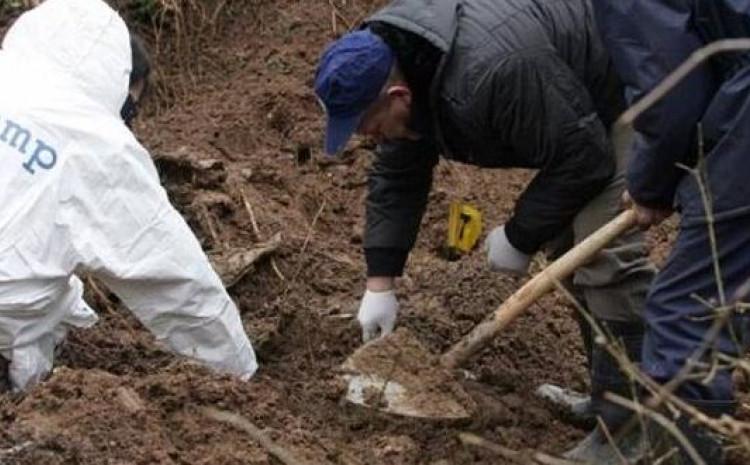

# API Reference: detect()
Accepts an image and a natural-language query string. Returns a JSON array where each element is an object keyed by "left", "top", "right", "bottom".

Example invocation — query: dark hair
[
  {"left": 367, "top": 21, "right": 442, "bottom": 115},
  {"left": 129, "top": 32, "right": 151, "bottom": 91}
]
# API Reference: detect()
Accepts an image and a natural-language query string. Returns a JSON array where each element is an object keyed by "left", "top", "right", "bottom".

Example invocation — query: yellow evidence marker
[{"left": 445, "top": 201, "right": 482, "bottom": 260}]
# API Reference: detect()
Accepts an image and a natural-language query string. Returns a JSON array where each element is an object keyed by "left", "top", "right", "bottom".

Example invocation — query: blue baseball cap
[{"left": 315, "top": 29, "right": 394, "bottom": 155}]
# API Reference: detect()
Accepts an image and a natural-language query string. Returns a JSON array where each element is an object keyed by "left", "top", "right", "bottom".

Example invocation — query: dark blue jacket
[{"left": 593, "top": 0, "right": 750, "bottom": 224}]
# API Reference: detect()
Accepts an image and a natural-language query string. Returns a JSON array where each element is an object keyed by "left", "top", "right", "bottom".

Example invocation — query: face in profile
[{"left": 357, "top": 85, "right": 419, "bottom": 144}]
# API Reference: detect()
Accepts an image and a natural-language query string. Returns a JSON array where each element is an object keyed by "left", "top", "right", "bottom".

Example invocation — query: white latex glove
[
  {"left": 485, "top": 225, "right": 531, "bottom": 275},
  {"left": 358, "top": 290, "right": 399, "bottom": 342}
]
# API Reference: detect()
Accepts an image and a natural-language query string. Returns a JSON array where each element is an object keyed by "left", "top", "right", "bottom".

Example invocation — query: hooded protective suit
[{"left": 0, "top": 0, "right": 257, "bottom": 390}]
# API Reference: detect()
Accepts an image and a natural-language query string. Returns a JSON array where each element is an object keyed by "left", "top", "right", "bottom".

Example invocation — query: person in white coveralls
[{"left": 0, "top": 0, "right": 258, "bottom": 391}]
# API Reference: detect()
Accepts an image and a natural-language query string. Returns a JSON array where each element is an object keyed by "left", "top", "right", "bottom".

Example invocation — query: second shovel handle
[{"left": 440, "top": 209, "right": 638, "bottom": 369}]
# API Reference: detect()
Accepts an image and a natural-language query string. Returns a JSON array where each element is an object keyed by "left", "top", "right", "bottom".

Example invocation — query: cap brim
[{"left": 325, "top": 112, "right": 362, "bottom": 156}]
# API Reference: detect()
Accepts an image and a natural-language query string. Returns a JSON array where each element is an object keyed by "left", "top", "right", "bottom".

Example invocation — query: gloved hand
[
  {"left": 485, "top": 225, "right": 531, "bottom": 275},
  {"left": 358, "top": 290, "right": 399, "bottom": 342}
]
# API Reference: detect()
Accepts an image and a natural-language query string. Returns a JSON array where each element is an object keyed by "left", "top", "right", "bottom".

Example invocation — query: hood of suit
[{"left": 2, "top": 0, "right": 131, "bottom": 116}]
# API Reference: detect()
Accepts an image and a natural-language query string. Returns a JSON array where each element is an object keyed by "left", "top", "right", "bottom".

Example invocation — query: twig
[
  {"left": 241, "top": 190, "right": 286, "bottom": 281},
  {"left": 596, "top": 415, "right": 630, "bottom": 465},
  {"left": 606, "top": 393, "right": 707, "bottom": 465},
  {"left": 551, "top": 262, "right": 750, "bottom": 447},
  {"left": 270, "top": 260, "right": 287, "bottom": 282},
  {"left": 211, "top": 233, "right": 282, "bottom": 287},
  {"left": 328, "top": 0, "right": 339, "bottom": 35},
  {"left": 209, "top": 0, "right": 228, "bottom": 26},
  {"left": 653, "top": 448, "right": 680, "bottom": 465},
  {"left": 346, "top": 12, "right": 368, "bottom": 32},
  {"left": 291, "top": 199, "right": 327, "bottom": 281},
  {"left": 300, "top": 200, "right": 327, "bottom": 255},
  {"left": 85, "top": 276, "right": 138, "bottom": 335},
  {"left": 678, "top": 125, "right": 725, "bottom": 305},
  {"left": 327, "top": 0, "right": 355, "bottom": 34},
  {"left": 458, "top": 432, "right": 524, "bottom": 463},
  {"left": 201, "top": 407, "right": 323, "bottom": 465},
  {"left": 334, "top": 10, "right": 352, "bottom": 30},
  {"left": 199, "top": 202, "right": 221, "bottom": 248},
  {"left": 615, "top": 39, "right": 750, "bottom": 130},
  {"left": 598, "top": 38, "right": 750, "bottom": 459},
  {"left": 458, "top": 432, "right": 577, "bottom": 465},
  {"left": 241, "top": 190, "right": 262, "bottom": 239}
]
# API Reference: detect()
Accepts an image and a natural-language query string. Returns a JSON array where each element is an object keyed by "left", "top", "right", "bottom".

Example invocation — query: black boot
[
  {"left": 564, "top": 320, "right": 647, "bottom": 464},
  {"left": 647, "top": 399, "right": 734, "bottom": 465},
  {"left": 573, "top": 303, "right": 594, "bottom": 371},
  {"left": 535, "top": 382, "right": 594, "bottom": 428},
  {"left": 535, "top": 301, "right": 596, "bottom": 428}
]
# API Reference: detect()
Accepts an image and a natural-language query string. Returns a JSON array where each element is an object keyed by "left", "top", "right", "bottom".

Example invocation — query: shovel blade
[
  {"left": 344, "top": 373, "right": 471, "bottom": 420},
  {"left": 340, "top": 328, "right": 474, "bottom": 420}
]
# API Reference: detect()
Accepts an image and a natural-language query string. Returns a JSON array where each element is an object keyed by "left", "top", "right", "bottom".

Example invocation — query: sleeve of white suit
[{"left": 56, "top": 136, "right": 257, "bottom": 380}]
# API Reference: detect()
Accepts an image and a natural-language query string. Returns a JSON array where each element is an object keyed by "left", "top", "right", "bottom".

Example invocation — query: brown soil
[{"left": 0, "top": 1, "right": 748, "bottom": 464}]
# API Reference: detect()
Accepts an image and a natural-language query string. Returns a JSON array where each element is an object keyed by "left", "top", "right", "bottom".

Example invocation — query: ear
[{"left": 386, "top": 85, "right": 412, "bottom": 105}]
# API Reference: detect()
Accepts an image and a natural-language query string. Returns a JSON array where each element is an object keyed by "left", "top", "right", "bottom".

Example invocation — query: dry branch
[
  {"left": 458, "top": 432, "right": 577, "bottom": 465},
  {"left": 211, "top": 232, "right": 282, "bottom": 287},
  {"left": 290, "top": 199, "right": 327, "bottom": 282},
  {"left": 201, "top": 407, "right": 322, "bottom": 465},
  {"left": 240, "top": 189, "right": 286, "bottom": 281},
  {"left": 85, "top": 276, "right": 140, "bottom": 336},
  {"left": 552, "top": 278, "right": 750, "bottom": 456},
  {"left": 606, "top": 393, "right": 706, "bottom": 465}
]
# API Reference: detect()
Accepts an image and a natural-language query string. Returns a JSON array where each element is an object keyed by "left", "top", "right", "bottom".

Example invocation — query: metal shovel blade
[{"left": 340, "top": 328, "right": 474, "bottom": 420}]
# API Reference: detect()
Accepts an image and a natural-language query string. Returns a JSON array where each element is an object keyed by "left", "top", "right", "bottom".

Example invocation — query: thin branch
[
  {"left": 199, "top": 202, "right": 221, "bottom": 248},
  {"left": 458, "top": 432, "right": 578, "bottom": 465},
  {"left": 290, "top": 199, "right": 327, "bottom": 281},
  {"left": 241, "top": 189, "right": 286, "bottom": 281},
  {"left": 201, "top": 407, "right": 325, "bottom": 465},
  {"left": 85, "top": 276, "right": 138, "bottom": 335},
  {"left": 241, "top": 190, "right": 262, "bottom": 239},
  {"left": 616, "top": 39, "right": 750, "bottom": 129},
  {"left": 596, "top": 415, "right": 630, "bottom": 465},
  {"left": 605, "top": 393, "right": 707, "bottom": 465},
  {"left": 550, "top": 278, "right": 750, "bottom": 451}
]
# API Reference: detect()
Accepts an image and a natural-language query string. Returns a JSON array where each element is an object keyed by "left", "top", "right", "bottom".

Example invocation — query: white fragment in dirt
[
  {"left": 0, "top": 441, "right": 35, "bottom": 458},
  {"left": 459, "top": 369, "right": 477, "bottom": 381},
  {"left": 325, "top": 313, "right": 354, "bottom": 319},
  {"left": 211, "top": 233, "right": 282, "bottom": 287},
  {"left": 116, "top": 386, "right": 145, "bottom": 414},
  {"left": 535, "top": 383, "right": 589, "bottom": 409}
]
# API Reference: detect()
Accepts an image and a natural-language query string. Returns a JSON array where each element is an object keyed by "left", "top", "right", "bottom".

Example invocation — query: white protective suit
[{"left": 0, "top": 0, "right": 257, "bottom": 390}]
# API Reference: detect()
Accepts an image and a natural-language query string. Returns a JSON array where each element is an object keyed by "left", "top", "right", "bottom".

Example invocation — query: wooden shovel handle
[{"left": 440, "top": 209, "right": 638, "bottom": 369}]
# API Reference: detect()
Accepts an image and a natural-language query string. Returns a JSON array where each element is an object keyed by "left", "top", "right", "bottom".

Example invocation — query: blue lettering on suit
[{"left": 0, "top": 118, "right": 58, "bottom": 174}]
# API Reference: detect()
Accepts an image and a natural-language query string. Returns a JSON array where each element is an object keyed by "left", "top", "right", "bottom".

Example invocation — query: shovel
[{"left": 341, "top": 209, "right": 638, "bottom": 420}]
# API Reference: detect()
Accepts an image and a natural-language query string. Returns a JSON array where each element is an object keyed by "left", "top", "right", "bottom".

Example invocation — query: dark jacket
[
  {"left": 363, "top": 0, "right": 625, "bottom": 276},
  {"left": 593, "top": 0, "right": 750, "bottom": 224}
]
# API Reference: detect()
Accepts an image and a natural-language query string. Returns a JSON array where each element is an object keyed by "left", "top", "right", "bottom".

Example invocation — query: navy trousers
[{"left": 643, "top": 214, "right": 750, "bottom": 402}]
